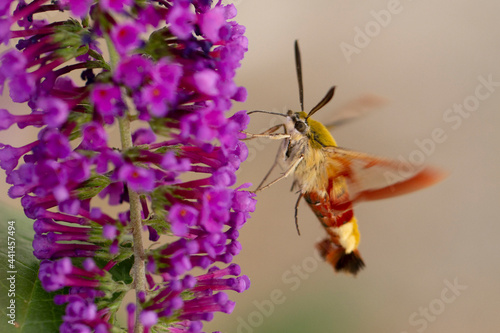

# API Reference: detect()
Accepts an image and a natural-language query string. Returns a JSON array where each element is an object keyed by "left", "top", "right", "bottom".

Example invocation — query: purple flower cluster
[{"left": 1, "top": 1, "right": 253, "bottom": 332}]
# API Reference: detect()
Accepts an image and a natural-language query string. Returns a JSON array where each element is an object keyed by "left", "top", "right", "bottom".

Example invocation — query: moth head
[
  {"left": 287, "top": 110, "right": 337, "bottom": 147},
  {"left": 287, "top": 110, "right": 309, "bottom": 134}
]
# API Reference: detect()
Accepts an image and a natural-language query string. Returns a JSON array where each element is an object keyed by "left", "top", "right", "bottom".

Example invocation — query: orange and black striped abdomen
[
  {"left": 303, "top": 191, "right": 354, "bottom": 228},
  {"left": 303, "top": 190, "right": 365, "bottom": 275}
]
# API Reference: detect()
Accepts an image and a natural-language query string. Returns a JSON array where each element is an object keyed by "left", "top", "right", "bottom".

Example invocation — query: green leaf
[
  {"left": 0, "top": 206, "right": 65, "bottom": 332},
  {"left": 76, "top": 174, "right": 112, "bottom": 200},
  {"left": 108, "top": 255, "right": 135, "bottom": 285}
]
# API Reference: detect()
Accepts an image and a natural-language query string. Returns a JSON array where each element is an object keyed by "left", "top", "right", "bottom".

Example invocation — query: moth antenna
[
  {"left": 294, "top": 192, "right": 303, "bottom": 236},
  {"left": 295, "top": 40, "right": 304, "bottom": 112},
  {"left": 306, "top": 86, "right": 336, "bottom": 120}
]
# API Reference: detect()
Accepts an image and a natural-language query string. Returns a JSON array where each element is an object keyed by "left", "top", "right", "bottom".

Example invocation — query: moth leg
[
  {"left": 254, "top": 155, "right": 304, "bottom": 193},
  {"left": 241, "top": 124, "right": 289, "bottom": 141},
  {"left": 294, "top": 192, "right": 304, "bottom": 236},
  {"left": 260, "top": 124, "right": 283, "bottom": 135},
  {"left": 241, "top": 132, "right": 290, "bottom": 140},
  {"left": 253, "top": 125, "right": 289, "bottom": 191},
  {"left": 255, "top": 156, "right": 279, "bottom": 191}
]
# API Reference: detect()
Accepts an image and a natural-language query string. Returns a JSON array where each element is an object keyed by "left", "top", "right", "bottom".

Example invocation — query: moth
[{"left": 244, "top": 41, "right": 445, "bottom": 275}]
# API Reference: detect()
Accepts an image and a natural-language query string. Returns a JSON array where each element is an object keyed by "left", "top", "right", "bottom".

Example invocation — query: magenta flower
[
  {"left": 38, "top": 258, "right": 101, "bottom": 291},
  {"left": 118, "top": 164, "right": 155, "bottom": 192},
  {"left": 0, "top": 49, "right": 27, "bottom": 78},
  {"left": 81, "top": 122, "right": 108, "bottom": 150},
  {"left": 169, "top": 204, "right": 199, "bottom": 236},
  {"left": 1, "top": 1, "right": 251, "bottom": 332},
  {"left": 63, "top": 299, "right": 98, "bottom": 323},
  {"left": 114, "top": 55, "right": 152, "bottom": 89},
  {"left": 100, "top": 0, "right": 134, "bottom": 13},
  {"left": 139, "top": 310, "right": 158, "bottom": 331},
  {"left": 0, "top": 109, "right": 14, "bottom": 130},
  {"left": 151, "top": 60, "right": 183, "bottom": 92},
  {"left": 37, "top": 97, "right": 69, "bottom": 128},
  {"left": 9, "top": 72, "right": 35, "bottom": 103},
  {"left": 132, "top": 128, "right": 157, "bottom": 145},
  {"left": 90, "top": 83, "right": 123, "bottom": 122},
  {"left": 140, "top": 83, "right": 174, "bottom": 117},
  {"left": 92, "top": 84, "right": 121, "bottom": 108},
  {"left": 199, "top": 6, "right": 227, "bottom": 43},
  {"left": 102, "top": 224, "right": 118, "bottom": 240},
  {"left": 0, "top": 18, "right": 12, "bottom": 45},
  {"left": 193, "top": 69, "right": 220, "bottom": 96},
  {"left": 167, "top": 1, "right": 196, "bottom": 39},
  {"left": 110, "top": 22, "right": 144, "bottom": 55},
  {"left": 59, "top": 0, "right": 93, "bottom": 17},
  {"left": 0, "top": 1, "right": 13, "bottom": 17}
]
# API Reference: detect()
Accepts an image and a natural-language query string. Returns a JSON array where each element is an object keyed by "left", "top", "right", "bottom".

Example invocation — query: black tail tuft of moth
[
  {"left": 334, "top": 249, "right": 365, "bottom": 275},
  {"left": 316, "top": 239, "right": 365, "bottom": 275}
]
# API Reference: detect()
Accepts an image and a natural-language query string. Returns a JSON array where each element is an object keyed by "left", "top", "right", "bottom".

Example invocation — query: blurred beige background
[
  {"left": 2, "top": 1, "right": 500, "bottom": 332},
  {"left": 206, "top": 0, "right": 500, "bottom": 332}
]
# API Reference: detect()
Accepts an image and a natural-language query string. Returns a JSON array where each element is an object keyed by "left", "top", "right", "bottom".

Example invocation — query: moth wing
[
  {"left": 322, "top": 146, "right": 446, "bottom": 205},
  {"left": 323, "top": 94, "right": 387, "bottom": 129}
]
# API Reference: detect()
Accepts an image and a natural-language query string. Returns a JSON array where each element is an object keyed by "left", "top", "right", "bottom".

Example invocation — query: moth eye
[{"left": 295, "top": 121, "right": 307, "bottom": 133}]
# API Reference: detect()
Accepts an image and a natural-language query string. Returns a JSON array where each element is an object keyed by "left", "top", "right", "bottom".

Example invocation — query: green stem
[
  {"left": 106, "top": 33, "right": 145, "bottom": 332},
  {"left": 104, "top": 34, "right": 120, "bottom": 71},
  {"left": 118, "top": 117, "right": 146, "bottom": 333}
]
